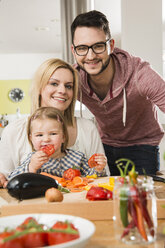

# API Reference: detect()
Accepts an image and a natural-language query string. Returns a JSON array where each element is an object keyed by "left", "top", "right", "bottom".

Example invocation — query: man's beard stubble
[{"left": 76, "top": 55, "right": 111, "bottom": 76}]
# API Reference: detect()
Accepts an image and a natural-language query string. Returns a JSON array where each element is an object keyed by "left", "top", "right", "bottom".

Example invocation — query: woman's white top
[{"left": 0, "top": 116, "right": 110, "bottom": 177}]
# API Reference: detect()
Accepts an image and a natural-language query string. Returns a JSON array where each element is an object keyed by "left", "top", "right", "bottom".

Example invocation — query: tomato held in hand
[
  {"left": 88, "top": 154, "right": 98, "bottom": 168},
  {"left": 41, "top": 144, "right": 55, "bottom": 157},
  {"left": 86, "top": 186, "right": 113, "bottom": 201},
  {"left": 63, "top": 168, "right": 81, "bottom": 180},
  {"left": 47, "top": 221, "right": 80, "bottom": 245}
]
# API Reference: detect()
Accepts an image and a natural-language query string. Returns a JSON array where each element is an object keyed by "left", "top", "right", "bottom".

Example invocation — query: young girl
[{"left": 8, "top": 107, "right": 106, "bottom": 179}]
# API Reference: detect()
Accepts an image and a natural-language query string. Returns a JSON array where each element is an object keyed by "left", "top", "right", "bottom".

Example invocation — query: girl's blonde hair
[
  {"left": 27, "top": 107, "right": 69, "bottom": 152},
  {"left": 30, "top": 58, "right": 78, "bottom": 126}
]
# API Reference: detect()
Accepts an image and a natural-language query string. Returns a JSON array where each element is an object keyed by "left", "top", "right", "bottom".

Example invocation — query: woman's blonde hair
[
  {"left": 30, "top": 58, "right": 78, "bottom": 126},
  {"left": 27, "top": 107, "right": 68, "bottom": 152}
]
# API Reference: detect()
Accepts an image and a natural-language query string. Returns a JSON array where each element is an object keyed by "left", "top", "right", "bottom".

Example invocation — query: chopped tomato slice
[
  {"left": 41, "top": 144, "right": 55, "bottom": 156},
  {"left": 63, "top": 168, "right": 81, "bottom": 180},
  {"left": 88, "top": 154, "right": 98, "bottom": 168}
]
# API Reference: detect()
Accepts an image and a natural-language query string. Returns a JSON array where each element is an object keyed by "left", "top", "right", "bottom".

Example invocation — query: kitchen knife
[{"left": 148, "top": 175, "right": 165, "bottom": 183}]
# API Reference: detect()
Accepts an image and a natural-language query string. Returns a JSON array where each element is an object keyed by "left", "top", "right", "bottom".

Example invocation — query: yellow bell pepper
[
  {"left": 86, "top": 174, "right": 97, "bottom": 179},
  {"left": 109, "top": 177, "right": 115, "bottom": 185},
  {"left": 98, "top": 183, "right": 114, "bottom": 191}
]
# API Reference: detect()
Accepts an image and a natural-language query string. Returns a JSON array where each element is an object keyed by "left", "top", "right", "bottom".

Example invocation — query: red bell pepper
[{"left": 86, "top": 186, "right": 113, "bottom": 201}]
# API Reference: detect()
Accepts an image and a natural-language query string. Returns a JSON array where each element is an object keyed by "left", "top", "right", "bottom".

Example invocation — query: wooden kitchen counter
[
  {"left": 0, "top": 176, "right": 165, "bottom": 247},
  {"left": 88, "top": 219, "right": 165, "bottom": 248},
  {"left": 0, "top": 176, "right": 165, "bottom": 219}
]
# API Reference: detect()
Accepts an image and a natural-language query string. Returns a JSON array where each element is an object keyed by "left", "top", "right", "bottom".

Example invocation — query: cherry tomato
[
  {"left": 41, "top": 145, "right": 55, "bottom": 156},
  {"left": 47, "top": 221, "right": 79, "bottom": 245},
  {"left": 21, "top": 233, "right": 47, "bottom": 248},
  {"left": 63, "top": 168, "right": 81, "bottom": 180},
  {"left": 0, "top": 232, "right": 23, "bottom": 248},
  {"left": 88, "top": 154, "right": 98, "bottom": 168},
  {"left": 16, "top": 217, "right": 47, "bottom": 248}
]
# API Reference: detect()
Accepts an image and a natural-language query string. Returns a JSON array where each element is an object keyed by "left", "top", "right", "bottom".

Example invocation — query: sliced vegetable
[
  {"left": 109, "top": 177, "right": 115, "bottom": 185},
  {"left": 72, "top": 176, "right": 84, "bottom": 186},
  {"left": 63, "top": 168, "right": 81, "bottom": 180},
  {"left": 40, "top": 144, "right": 55, "bottom": 157},
  {"left": 86, "top": 174, "right": 97, "bottom": 179},
  {"left": 98, "top": 183, "right": 114, "bottom": 191},
  {"left": 41, "top": 172, "right": 95, "bottom": 193},
  {"left": 88, "top": 154, "right": 98, "bottom": 168}
]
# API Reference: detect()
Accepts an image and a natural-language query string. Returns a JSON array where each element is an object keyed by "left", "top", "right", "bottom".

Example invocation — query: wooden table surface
[
  {"left": 88, "top": 219, "right": 165, "bottom": 248},
  {"left": 0, "top": 175, "right": 165, "bottom": 247}
]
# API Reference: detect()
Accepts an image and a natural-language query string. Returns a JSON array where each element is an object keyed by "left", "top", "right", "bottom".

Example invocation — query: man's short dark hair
[{"left": 71, "top": 10, "right": 111, "bottom": 43}]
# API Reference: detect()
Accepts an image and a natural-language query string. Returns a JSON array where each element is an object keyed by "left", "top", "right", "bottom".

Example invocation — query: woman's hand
[
  {"left": 29, "top": 151, "right": 49, "bottom": 173},
  {"left": 0, "top": 173, "right": 8, "bottom": 188},
  {"left": 94, "top": 153, "right": 107, "bottom": 172}
]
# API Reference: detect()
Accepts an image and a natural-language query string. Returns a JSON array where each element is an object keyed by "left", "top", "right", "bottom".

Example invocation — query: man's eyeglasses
[{"left": 73, "top": 39, "right": 111, "bottom": 56}]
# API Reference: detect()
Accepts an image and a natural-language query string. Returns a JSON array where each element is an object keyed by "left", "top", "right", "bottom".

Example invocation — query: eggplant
[{"left": 7, "top": 173, "right": 69, "bottom": 200}]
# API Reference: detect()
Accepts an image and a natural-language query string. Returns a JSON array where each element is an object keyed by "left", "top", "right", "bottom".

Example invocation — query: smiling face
[
  {"left": 40, "top": 68, "right": 74, "bottom": 113},
  {"left": 30, "top": 118, "right": 65, "bottom": 156},
  {"left": 72, "top": 27, "right": 114, "bottom": 76}
]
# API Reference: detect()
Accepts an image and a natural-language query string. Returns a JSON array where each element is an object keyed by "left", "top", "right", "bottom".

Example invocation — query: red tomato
[
  {"left": 41, "top": 144, "right": 55, "bottom": 156},
  {"left": 16, "top": 217, "right": 39, "bottom": 231},
  {"left": 86, "top": 186, "right": 113, "bottom": 201},
  {"left": 63, "top": 168, "right": 81, "bottom": 180},
  {"left": 47, "top": 221, "right": 79, "bottom": 245},
  {"left": 20, "top": 233, "right": 47, "bottom": 248},
  {"left": 16, "top": 217, "right": 47, "bottom": 248},
  {"left": 0, "top": 232, "right": 23, "bottom": 248},
  {"left": 88, "top": 154, "right": 98, "bottom": 168}
]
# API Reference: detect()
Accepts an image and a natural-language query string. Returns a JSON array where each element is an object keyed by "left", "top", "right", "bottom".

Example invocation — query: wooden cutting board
[{"left": 0, "top": 177, "right": 165, "bottom": 220}]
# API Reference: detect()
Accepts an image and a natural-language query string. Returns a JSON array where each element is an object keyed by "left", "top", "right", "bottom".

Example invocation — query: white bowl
[{"left": 0, "top": 213, "right": 95, "bottom": 248}]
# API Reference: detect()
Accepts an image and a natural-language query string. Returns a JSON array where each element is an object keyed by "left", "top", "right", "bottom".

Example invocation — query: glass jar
[{"left": 113, "top": 177, "right": 157, "bottom": 244}]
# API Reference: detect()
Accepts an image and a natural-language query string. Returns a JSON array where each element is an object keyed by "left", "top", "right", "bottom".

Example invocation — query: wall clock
[{"left": 8, "top": 88, "right": 24, "bottom": 102}]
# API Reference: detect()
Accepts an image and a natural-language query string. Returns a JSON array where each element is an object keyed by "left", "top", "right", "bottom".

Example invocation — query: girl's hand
[
  {"left": 29, "top": 151, "right": 49, "bottom": 173},
  {"left": 94, "top": 153, "right": 107, "bottom": 172},
  {"left": 0, "top": 173, "right": 8, "bottom": 188}
]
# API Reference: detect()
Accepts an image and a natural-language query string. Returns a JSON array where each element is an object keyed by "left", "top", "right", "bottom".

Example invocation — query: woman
[{"left": 0, "top": 58, "right": 109, "bottom": 187}]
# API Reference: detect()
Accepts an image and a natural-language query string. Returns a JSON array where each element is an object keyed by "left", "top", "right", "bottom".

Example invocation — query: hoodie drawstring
[{"left": 123, "top": 87, "right": 127, "bottom": 127}]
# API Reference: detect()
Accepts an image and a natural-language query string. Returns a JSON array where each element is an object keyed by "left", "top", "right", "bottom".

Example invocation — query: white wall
[
  {"left": 121, "top": 0, "right": 163, "bottom": 76},
  {"left": 94, "top": 0, "right": 121, "bottom": 47},
  {"left": 0, "top": 53, "right": 62, "bottom": 80}
]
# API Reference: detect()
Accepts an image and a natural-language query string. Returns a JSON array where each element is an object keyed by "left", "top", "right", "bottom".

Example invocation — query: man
[{"left": 71, "top": 10, "right": 165, "bottom": 175}]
